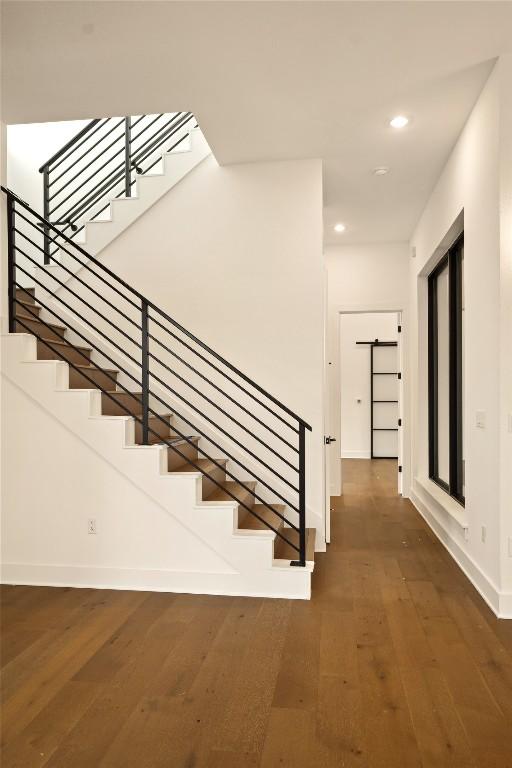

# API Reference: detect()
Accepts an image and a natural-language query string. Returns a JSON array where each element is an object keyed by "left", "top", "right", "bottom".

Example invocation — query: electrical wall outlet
[
  {"left": 87, "top": 518, "right": 97, "bottom": 535},
  {"left": 476, "top": 410, "right": 486, "bottom": 429},
  {"left": 481, "top": 526, "right": 486, "bottom": 543}
]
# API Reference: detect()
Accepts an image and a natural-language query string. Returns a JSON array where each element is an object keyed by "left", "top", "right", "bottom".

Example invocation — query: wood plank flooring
[{"left": 1, "top": 458, "right": 511, "bottom": 767}]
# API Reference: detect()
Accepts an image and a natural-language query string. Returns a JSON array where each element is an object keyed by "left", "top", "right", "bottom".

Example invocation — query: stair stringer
[{"left": 1, "top": 333, "right": 311, "bottom": 598}]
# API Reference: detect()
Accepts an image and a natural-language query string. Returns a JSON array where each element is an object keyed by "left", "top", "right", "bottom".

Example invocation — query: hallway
[{"left": 1, "top": 460, "right": 511, "bottom": 768}]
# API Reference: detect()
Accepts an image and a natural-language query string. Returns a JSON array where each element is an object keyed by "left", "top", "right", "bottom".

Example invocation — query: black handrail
[
  {"left": 38, "top": 112, "right": 196, "bottom": 263},
  {"left": 2, "top": 187, "right": 310, "bottom": 565},
  {"left": 38, "top": 119, "right": 101, "bottom": 172}
]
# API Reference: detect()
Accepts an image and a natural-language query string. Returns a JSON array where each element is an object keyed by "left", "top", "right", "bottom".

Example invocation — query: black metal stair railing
[
  {"left": 38, "top": 112, "right": 197, "bottom": 264},
  {"left": 2, "top": 187, "right": 312, "bottom": 566}
]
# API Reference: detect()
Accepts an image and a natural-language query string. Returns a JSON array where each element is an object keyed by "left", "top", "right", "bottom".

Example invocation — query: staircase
[
  {"left": 38, "top": 112, "right": 210, "bottom": 270},
  {"left": 2, "top": 188, "right": 315, "bottom": 598}
]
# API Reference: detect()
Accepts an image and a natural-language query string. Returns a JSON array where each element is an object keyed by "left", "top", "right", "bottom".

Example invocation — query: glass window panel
[
  {"left": 436, "top": 263, "right": 450, "bottom": 485},
  {"left": 461, "top": 248, "right": 465, "bottom": 497},
  {"left": 428, "top": 234, "right": 465, "bottom": 506}
]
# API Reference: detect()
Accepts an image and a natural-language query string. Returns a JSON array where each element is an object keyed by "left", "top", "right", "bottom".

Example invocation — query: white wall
[
  {"left": 326, "top": 243, "right": 410, "bottom": 495},
  {"left": 6, "top": 120, "right": 89, "bottom": 213},
  {"left": 339, "top": 312, "right": 398, "bottom": 459},
  {"left": 499, "top": 56, "right": 512, "bottom": 609},
  {"left": 50, "top": 156, "right": 326, "bottom": 543},
  {"left": 408, "top": 59, "right": 512, "bottom": 618}
]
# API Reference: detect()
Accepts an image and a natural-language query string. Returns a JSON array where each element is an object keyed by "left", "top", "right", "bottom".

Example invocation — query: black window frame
[{"left": 428, "top": 233, "right": 464, "bottom": 506}]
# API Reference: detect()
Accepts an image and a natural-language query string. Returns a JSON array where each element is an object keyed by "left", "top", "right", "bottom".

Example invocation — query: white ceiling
[{"left": 2, "top": 1, "right": 512, "bottom": 244}]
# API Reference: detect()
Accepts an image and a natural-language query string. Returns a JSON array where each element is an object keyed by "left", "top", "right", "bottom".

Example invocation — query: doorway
[{"left": 338, "top": 311, "right": 402, "bottom": 496}]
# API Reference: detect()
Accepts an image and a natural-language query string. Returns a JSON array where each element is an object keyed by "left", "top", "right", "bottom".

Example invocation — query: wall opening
[{"left": 338, "top": 310, "right": 403, "bottom": 495}]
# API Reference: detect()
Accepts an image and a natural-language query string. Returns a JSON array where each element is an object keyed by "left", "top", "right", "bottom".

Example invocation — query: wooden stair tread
[
  {"left": 105, "top": 390, "right": 142, "bottom": 396},
  {"left": 15, "top": 300, "right": 40, "bottom": 314},
  {"left": 15, "top": 288, "right": 35, "bottom": 303},
  {"left": 173, "top": 457, "right": 226, "bottom": 474},
  {"left": 17, "top": 317, "right": 66, "bottom": 332},
  {"left": 241, "top": 504, "right": 286, "bottom": 531},
  {"left": 37, "top": 337, "right": 91, "bottom": 353},
  {"left": 15, "top": 311, "right": 41, "bottom": 323},
  {"left": 74, "top": 365, "right": 118, "bottom": 374},
  {"left": 207, "top": 480, "right": 256, "bottom": 504},
  {"left": 148, "top": 435, "right": 195, "bottom": 446},
  {"left": 16, "top": 297, "right": 38, "bottom": 306}
]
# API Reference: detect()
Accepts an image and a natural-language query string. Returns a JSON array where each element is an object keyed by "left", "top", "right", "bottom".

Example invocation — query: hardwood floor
[{"left": 1, "top": 458, "right": 512, "bottom": 767}]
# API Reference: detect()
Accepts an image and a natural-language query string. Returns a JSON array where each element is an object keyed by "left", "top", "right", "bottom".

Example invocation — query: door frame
[{"left": 327, "top": 303, "right": 409, "bottom": 508}]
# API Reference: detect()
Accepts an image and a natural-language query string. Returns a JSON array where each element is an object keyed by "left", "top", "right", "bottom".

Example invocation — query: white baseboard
[
  {"left": 341, "top": 450, "right": 371, "bottom": 459},
  {"left": 410, "top": 489, "right": 511, "bottom": 620},
  {"left": 1, "top": 562, "right": 311, "bottom": 600}
]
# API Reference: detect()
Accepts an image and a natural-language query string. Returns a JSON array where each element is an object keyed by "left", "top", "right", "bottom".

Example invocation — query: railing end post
[
  {"left": 141, "top": 298, "right": 149, "bottom": 445},
  {"left": 293, "top": 421, "right": 306, "bottom": 566},
  {"left": 6, "top": 193, "right": 16, "bottom": 333}
]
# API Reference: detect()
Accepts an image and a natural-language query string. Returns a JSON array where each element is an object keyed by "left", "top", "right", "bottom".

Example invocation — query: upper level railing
[
  {"left": 38, "top": 112, "right": 197, "bottom": 263},
  {"left": 2, "top": 187, "right": 311, "bottom": 566}
]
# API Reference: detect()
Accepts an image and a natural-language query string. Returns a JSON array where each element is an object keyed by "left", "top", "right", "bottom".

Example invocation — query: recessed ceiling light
[
  {"left": 334, "top": 223, "right": 346, "bottom": 233},
  {"left": 373, "top": 167, "right": 390, "bottom": 176},
  {"left": 390, "top": 115, "right": 409, "bottom": 129}
]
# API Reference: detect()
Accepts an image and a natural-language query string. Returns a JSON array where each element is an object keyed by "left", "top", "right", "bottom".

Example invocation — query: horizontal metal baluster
[
  {"left": 16, "top": 209, "right": 140, "bottom": 310},
  {"left": 130, "top": 113, "right": 191, "bottom": 168},
  {"left": 130, "top": 113, "right": 193, "bottom": 171},
  {"left": 146, "top": 384, "right": 301, "bottom": 514},
  {"left": 49, "top": 118, "right": 126, "bottom": 187},
  {"left": 49, "top": 122, "right": 126, "bottom": 200},
  {"left": 40, "top": 118, "right": 104, "bottom": 174},
  {"left": 13, "top": 292, "right": 142, "bottom": 388},
  {"left": 14, "top": 245, "right": 140, "bottom": 349},
  {"left": 15, "top": 227, "right": 140, "bottom": 328},
  {"left": 148, "top": 334, "right": 298, "bottom": 451},
  {"left": 129, "top": 113, "right": 166, "bottom": 144},
  {"left": 60, "top": 173, "right": 126, "bottom": 227},
  {"left": 14, "top": 298, "right": 135, "bottom": 393},
  {"left": 142, "top": 133, "right": 189, "bottom": 175},
  {"left": 49, "top": 145, "right": 127, "bottom": 215},
  {"left": 146, "top": 365, "right": 299, "bottom": 490},
  {"left": 14, "top": 260, "right": 142, "bottom": 366},
  {"left": 149, "top": 314, "right": 299, "bottom": 433},
  {"left": 129, "top": 114, "right": 147, "bottom": 130},
  {"left": 148, "top": 351, "right": 299, "bottom": 471}
]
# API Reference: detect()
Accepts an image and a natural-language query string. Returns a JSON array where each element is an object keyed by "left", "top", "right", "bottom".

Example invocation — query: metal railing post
[
  {"left": 124, "top": 117, "right": 131, "bottom": 198},
  {"left": 141, "top": 298, "right": 149, "bottom": 444},
  {"left": 7, "top": 193, "right": 16, "bottom": 332},
  {"left": 43, "top": 166, "right": 50, "bottom": 264},
  {"left": 291, "top": 421, "right": 306, "bottom": 566}
]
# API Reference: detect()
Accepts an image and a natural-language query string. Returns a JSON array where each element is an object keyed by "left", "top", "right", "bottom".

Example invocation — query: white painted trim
[
  {"left": 341, "top": 450, "right": 371, "bottom": 459},
  {"left": 0, "top": 562, "right": 311, "bottom": 600},
  {"left": 410, "top": 488, "right": 511, "bottom": 619},
  {"left": 415, "top": 475, "right": 469, "bottom": 530}
]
